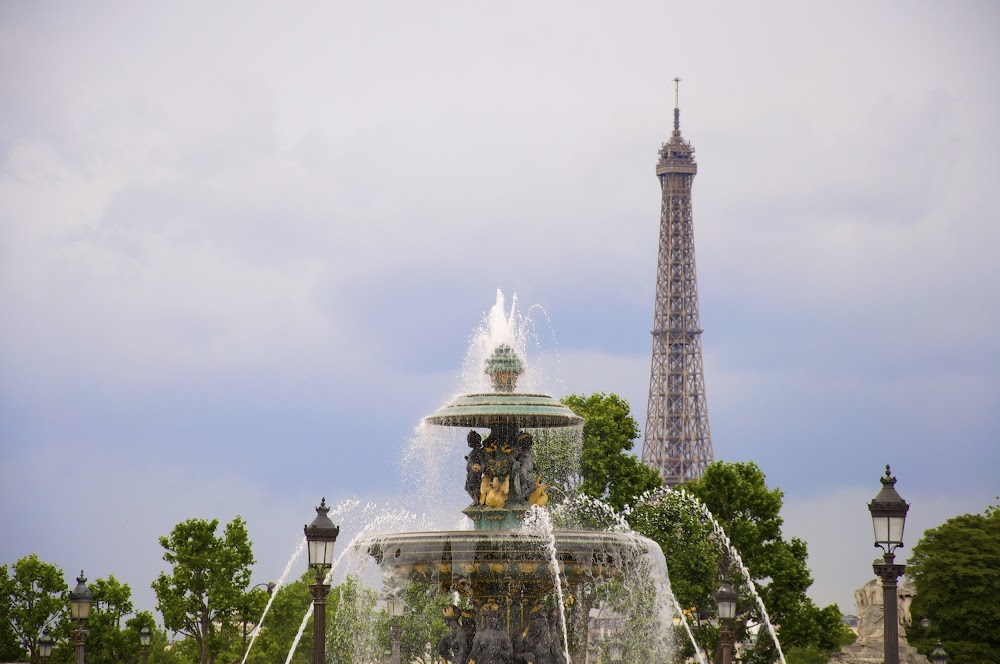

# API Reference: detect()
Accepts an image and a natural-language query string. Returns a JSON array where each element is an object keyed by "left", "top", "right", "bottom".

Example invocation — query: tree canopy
[
  {"left": 559, "top": 392, "right": 662, "bottom": 510},
  {"left": 628, "top": 462, "right": 852, "bottom": 663},
  {"left": 906, "top": 502, "right": 1000, "bottom": 663},
  {"left": 151, "top": 516, "right": 255, "bottom": 664},
  {"left": 0, "top": 554, "right": 69, "bottom": 663},
  {"left": 85, "top": 574, "right": 158, "bottom": 664}
]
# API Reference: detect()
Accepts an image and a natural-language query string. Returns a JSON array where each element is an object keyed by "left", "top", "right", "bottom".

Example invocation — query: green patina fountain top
[{"left": 425, "top": 344, "right": 582, "bottom": 429}]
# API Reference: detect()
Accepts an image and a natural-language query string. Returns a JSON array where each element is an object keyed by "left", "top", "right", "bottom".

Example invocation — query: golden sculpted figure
[
  {"left": 527, "top": 477, "right": 549, "bottom": 507},
  {"left": 485, "top": 476, "right": 510, "bottom": 508}
]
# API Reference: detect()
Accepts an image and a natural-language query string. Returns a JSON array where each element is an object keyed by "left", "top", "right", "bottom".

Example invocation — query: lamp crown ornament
[
  {"left": 73, "top": 571, "right": 91, "bottom": 594},
  {"left": 305, "top": 498, "right": 340, "bottom": 537}
]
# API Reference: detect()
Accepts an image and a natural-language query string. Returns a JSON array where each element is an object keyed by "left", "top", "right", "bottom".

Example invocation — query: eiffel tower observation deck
[{"left": 640, "top": 79, "right": 715, "bottom": 487}]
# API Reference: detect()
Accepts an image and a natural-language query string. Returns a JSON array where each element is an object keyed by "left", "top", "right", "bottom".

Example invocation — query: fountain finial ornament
[{"left": 485, "top": 344, "right": 524, "bottom": 392}]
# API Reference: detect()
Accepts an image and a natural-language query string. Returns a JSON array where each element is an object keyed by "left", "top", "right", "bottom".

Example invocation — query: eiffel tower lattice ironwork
[{"left": 641, "top": 79, "right": 714, "bottom": 487}]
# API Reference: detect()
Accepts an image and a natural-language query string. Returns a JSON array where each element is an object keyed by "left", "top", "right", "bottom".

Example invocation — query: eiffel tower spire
[{"left": 641, "top": 78, "right": 715, "bottom": 487}]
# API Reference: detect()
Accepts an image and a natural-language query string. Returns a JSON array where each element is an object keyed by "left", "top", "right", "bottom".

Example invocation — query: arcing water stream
[
  {"left": 629, "top": 487, "right": 788, "bottom": 664},
  {"left": 522, "top": 506, "right": 573, "bottom": 663}
]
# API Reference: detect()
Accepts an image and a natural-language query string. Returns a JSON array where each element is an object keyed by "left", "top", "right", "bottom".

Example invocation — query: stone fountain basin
[{"left": 363, "top": 529, "right": 655, "bottom": 595}]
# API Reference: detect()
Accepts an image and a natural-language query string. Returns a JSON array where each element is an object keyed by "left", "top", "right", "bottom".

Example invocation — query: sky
[{"left": 2, "top": 0, "right": 998, "bottom": 626}]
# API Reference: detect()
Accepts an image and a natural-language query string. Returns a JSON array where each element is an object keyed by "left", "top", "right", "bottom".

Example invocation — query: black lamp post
[
  {"left": 139, "top": 625, "right": 152, "bottom": 664},
  {"left": 930, "top": 640, "right": 948, "bottom": 664},
  {"left": 304, "top": 498, "right": 340, "bottom": 664},
  {"left": 38, "top": 630, "right": 53, "bottom": 661},
  {"left": 68, "top": 571, "right": 93, "bottom": 664},
  {"left": 868, "top": 465, "right": 909, "bottom": 664},
  {"left": 714, "top": 578, "right": 737, "bottom": 664},
  {"left": 386, "top": 595, "right": 405, "bottom": 664}
]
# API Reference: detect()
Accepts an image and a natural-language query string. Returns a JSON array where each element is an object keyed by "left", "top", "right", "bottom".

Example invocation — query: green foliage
[
  {"left": 0, "top": 554, "right": 69, "bottom": 663},
  {"left": 146, "top": 625, "right": 185, "bottom": 664},
  {"left": 327, "top": 575, "right": 379, "bottom": 664},
  {"left": 0, "top": 566, "right": 26, "bottom": 662},
  {"left": 907, "top": 502, "right": 1000, "bottom": 663},
  {"left": 783, "top": 644, "right": 835, "bottom": 664},
  {"left": 628, "top": 462, "right": 848, "bottom": 663},
  {"left": 244, "top": 572, "right": 312, "bottom": 664},
  {"left": 561, "top": 393, "right": 662, "bottom": 510},
  {"left": 85, "top": 575, "right": 155, "bottom": 664},
  {"left": 151, "top": 516, "right": 255, "bottom": 664},
  {"left": 232, "top": 584, "right": 272, "bottom": 661},
  {"left": 531, "top": 426, "right": 582, "bottom": 503},
  {"left": 626, "top": 495, "right": 719, "bottom": 615},
  {"left": 373, "top": 582, "right": 452, "bottom": 663}
]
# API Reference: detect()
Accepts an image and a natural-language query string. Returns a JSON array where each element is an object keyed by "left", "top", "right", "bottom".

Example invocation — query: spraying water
[
  {"left": 242, "top": 499, "right": 361, "bottom": 664},
  {"left": 671, "top": 595, "right": 708, "bottom": 664},
  {"left": 283, "top": 505, "right": 425, "bottom": 664},
  {"left": 631, "top": 487, "right": 787, "bottom": 664},
  {"left": 522, "top": 506, "right": 572, "bottom": 663}
]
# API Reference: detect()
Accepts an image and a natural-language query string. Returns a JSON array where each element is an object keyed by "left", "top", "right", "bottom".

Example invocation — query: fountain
[{"left": 358, "top": 340, "right": 674, "bottom": 662}]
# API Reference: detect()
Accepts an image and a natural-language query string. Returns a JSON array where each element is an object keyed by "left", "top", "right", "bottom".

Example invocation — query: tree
[
  {"left": 243, "top": 573, "right": 311, "bottom": 664},
  {"left": 0, "top": 554, "right": 69, "bottom": 663},
  {"left": 327, "top": 576, "right": 379, "bottom": 664},
  {"left": 374, "top": 581, "right": 452, "bottom": 664},
  {"left": 232, "top": 584, "right": 271, "bottom": 662},
  {"left": 84, "top": 575, "right": 141, "bottom": 664},
  {"left": 628, "top": 462, "right": 848, "bottom": 663},
  {"left": 152, "top": 517, "right": 255, "bottom": 664},
  {"left": 558, "top": 393, "right": 662, "bottom": 510},
  {"left": 906, "top": 503, "right": 1000, "bottom": 663}
]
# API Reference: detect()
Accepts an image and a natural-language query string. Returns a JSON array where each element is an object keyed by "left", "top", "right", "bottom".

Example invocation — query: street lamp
[
  {"left": 715, "top": 578, "right": 738, "bottom": 664},
  {"left": 304, "top": 498, "right": 340, "bottom": 664},
  {"left": 139, "top": 625, "right": 152, "bottom": 664},
  {"left": 38, "top": 630, "right": 53, "bottom": 660},
  {"left": 930, "top": 640, "right": 948, "bottom": 664},
  {"left": 386, "top": 595, "right": 405, "bottom": 664},
  {"left": 868, "top": 465, "right": 909, "bottom": 664},
  {"left": 68, "top": 571, "right": 93, "bottom": 664}
]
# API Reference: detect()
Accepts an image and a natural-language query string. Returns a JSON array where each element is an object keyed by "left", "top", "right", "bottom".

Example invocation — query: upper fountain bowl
[
  {"left": 425, "top": 392, "right": 582, "bottom": 429},
  {"left": 425, "top": 343, "right": 583, "bottom": 429}
]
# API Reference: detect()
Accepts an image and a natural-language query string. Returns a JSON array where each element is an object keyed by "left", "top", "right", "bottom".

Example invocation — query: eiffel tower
[{"left": 640, "top": 79, "right": 714, "bottom": 487}]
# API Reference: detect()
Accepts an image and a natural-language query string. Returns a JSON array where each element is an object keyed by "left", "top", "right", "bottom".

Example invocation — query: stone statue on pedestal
[{"left": 826, "top": 578, "right": 928, "bottom": 664}]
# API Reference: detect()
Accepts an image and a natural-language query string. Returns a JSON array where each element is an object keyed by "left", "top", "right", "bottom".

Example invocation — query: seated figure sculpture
[
  {"left": 465, "top": 431, "right": 486, "bottom": 504},
  {"left": 513, "top": 432, "right": 536, "bottom": 503},
  {"left": 438, "top": 605, "right": 473, "bottom": 664},
  {"left": 514, "top": 605, "right": 565, "bottom": 664},
  {"left": 468, "top": 600, "right": 513, "bottom": 664}
]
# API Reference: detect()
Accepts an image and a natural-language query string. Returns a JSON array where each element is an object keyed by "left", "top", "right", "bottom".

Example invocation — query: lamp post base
[
  {"left": 310, "top": 576, "right": 331, "bottom": 664},
  {"left": 873, "top": 553, "right": 906, "bottom": 664}
]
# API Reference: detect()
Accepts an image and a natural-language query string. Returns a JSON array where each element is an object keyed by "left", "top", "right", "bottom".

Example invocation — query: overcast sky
[{"left": 2, "top": 0, "right": 998, "bottom": 625}]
